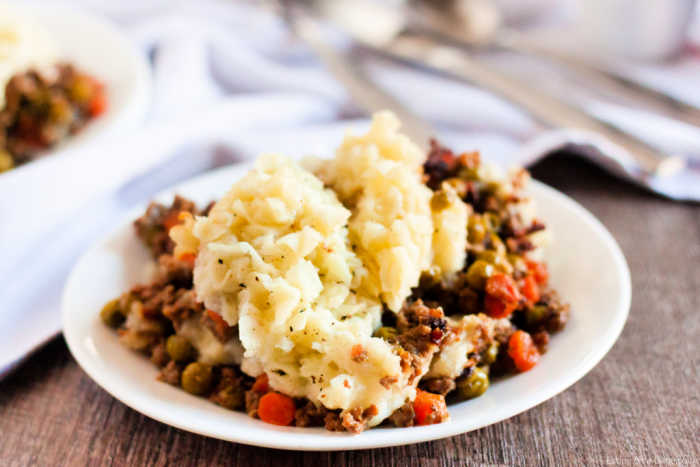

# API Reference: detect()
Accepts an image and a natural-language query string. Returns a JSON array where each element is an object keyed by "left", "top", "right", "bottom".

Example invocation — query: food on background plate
[
  {"left": 0, "top": 5, "right": 107, "bottom": 172},
  {"left": 100, "top": 112, "right": 570, "bottom": 433}
]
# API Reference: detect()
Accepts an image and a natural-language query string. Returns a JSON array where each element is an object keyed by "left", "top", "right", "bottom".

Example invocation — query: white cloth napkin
[{"left": 2, "top": 0, "right": 699, "bottom": 376}]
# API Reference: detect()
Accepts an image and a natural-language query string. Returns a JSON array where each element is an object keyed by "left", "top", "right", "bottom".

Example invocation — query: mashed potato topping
[
  {"left": 310, "top": 111, "right": 466, "bottom": 311},
  {"left": 425, "top": 314, "right": 510, "bottom": 380},
  {"left": 171, "top": 113, "right": 470, "bottom": 425}
]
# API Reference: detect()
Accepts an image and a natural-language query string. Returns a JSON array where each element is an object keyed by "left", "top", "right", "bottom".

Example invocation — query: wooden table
[{"left": 1, "top": 154, "right": 698, "bottom": 466}]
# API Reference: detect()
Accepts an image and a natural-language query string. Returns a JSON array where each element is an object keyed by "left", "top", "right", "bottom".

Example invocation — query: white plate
[
  {"left": 0, "top": 4, "right": 151, "bottom": 181},
  {"left": 62, "top": 163, "right": 631, "bottom": 451}
]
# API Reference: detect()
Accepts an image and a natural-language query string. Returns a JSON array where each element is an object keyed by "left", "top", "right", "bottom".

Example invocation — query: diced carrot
[
  {"left": 252, "top": 373, "right": 270, "bottom": 394},
  {"left": 163, "top": 210, "right": 183, "bottom": 231},
  {"left": 351, "top": 344, "right": 368, "bottom": 362},
  {"left": 484, "top": 273, "right": 520, "bottom": 318},
  {"left": 520, "top": 274, "right": 540, "bottom": 304},
  {"left": 177, "top": 252, "right": 196, "bottom": 265},
  {"left": 88, "top": 91, "right": 107, "bottom": 117},
  {"left": 484, "top": 294, "right": 516, "bottom": 319},
  {"left": 413, "top": 389, "right": 448, "bottom": 426},
  {"left": 206, "top": 310, "right": 231, "bottom": 337},
  {"left": 257, "top": 392, "right": 295, "bottom": 426},
  {"left": 526, "top": 260, "right": 549, "bottom": 285},
  {"left": 508, "top": 330, "right": 540, "bottom": 372},
  {"left": 485, "top": 274, "right": 521, "bottom": 306}
]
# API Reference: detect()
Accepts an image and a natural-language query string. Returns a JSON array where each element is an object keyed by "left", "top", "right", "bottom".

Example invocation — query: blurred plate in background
[{"left": 0, "top": 3, "right": 151, "bottom": 182}]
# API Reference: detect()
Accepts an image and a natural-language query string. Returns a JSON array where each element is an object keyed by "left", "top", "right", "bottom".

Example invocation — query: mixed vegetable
[{"left": 0, "top": 64, "right": 106, "bottom": 172}]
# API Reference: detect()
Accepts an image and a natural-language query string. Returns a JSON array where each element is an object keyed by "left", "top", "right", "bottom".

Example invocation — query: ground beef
[
  {"left": 150, "top": 340, "right": 169, "bottom": 368},
  {"left": 323, "top": 412, "right": 344, "bottom": 432},
  {"left": 532, "top": 330, "right": 550, "bottom": 354},
  {"left": 513, "top": 288, "right": 570, "bottom": 336},
  {"left": 493, "top": 318, "right": 515, "bottom": 347},
  {"left": 325, "top": 406, "right": 379, "bottom": 434},
  {"left": 412, "top": 274, "right": 481, "bottom": 317},
  {"left": 396, "top": 300, "right": 448, "bottom": 349},
  {"left": 156, "top": 254, "right": 194, "bottom": 288},
  {"left": 209, "top": 367, "right": 246, "bottom": 410},
  {"left": 129, "top": 283, "right": 179, "bottom": 319},
  {"left": 294, "top": 401, "right": 330, "bottom": 428},
  {"left": 420, "top": 377, "right": 456, "bottom": 396},
  {"left": 245, "top": 390, "right": 262, "bottom": 418},
  {"left": 423, "top": 140, "right": 479, "bottom": 191},
  {"left": 540, "top": 289, "right": 570, "bottom": 333},
  {"left": 380, "top": 375, "right": 398, "bottom": 389},
  {"left": 200, "top": 310, "right": 236, "bottom": 343},
  {"left": 395, "top": 300, "right": 450, "bottom": 385},
  {"left": 505, "top": 236, "right": 535, "bottom": 254},
  {"left": 133, "top": 196, "right": 199, "bottom": 258},
  {"left": 387, "top": 402, "right": 415, "bottom": 427},
  {"left": 158, "top": 361, "right": 182, "bottom": 386},
  {"left": 162, "top": 290, "right": 203, "bottom": 331}
]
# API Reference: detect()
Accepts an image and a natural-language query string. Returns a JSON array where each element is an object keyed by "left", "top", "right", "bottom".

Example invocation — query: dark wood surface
[{"left": 1, "top": 154, "right": 698, "bottom": 466}]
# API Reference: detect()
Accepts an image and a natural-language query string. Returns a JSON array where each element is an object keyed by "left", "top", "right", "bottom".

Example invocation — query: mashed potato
[
  {"left": 425, "top": 314, "right": 511, "bottom": 380},
  {"left": 178, "top": 317, "right": 244, "bottom": 366},
  {"left": 0, "top": 5, "right": 57, "bottom": 108},
  {"left": 309, "top": 111, "right": 467, "bottom": 310},
  {"left": 171, "top": 113, "right": 470, "bottom": 426},
  {"left": 172, "top": 154, "right": 415, "bottom": 424}
]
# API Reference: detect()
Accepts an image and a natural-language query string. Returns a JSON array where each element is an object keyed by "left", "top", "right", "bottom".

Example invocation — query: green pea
[
  {"left": 525, "top": 305, "right": 549, "bottom": 327},
  {"left": 166, "top": 335, "right": 196, "bottom": 362},
  {"left": 374, "top": 326, "right": 398, "bottom": 341},
  {"left": 482, "top": 343, "right": 499, "bottom": 365},
  {"left": 488, "top": 234, "right": 506, "bottom": 256},
  {"left": 468, "top": 215, "right": 487, "bottom": 244},
  {"left": 181, "top": 362, "right": 213, "bottom": 395},
  {"left": 483, "top": 182, "right": 502, "bottom": 194},
  {"left": 430, "top": 190, "right": 451, "bottom": 211},
  {"left": 49, "top": 98, "right": 72, "bottom": 124},
  {"left": 457, "top": 367, "right": 490, "bottom": 400},
  {"left": 213, "top": 385, "right": 245, "bottom": 410},
  {"left": 477, "top": 250, "right": 512, "bottom": 274},
  {"left": 70, "top": 75, "right": 95, "bottom": 103},
  {"left": 445, "top": 178, "right": 468, "bottom": 199},
  {"left": 477, "top": 250, "right": 498, "bottom": 263},
  {"left": 459, "top": 166, "right": 480, "bottom": 181},
  {"left": 0, "top": 151, "right": 14, "bottom": 173},
  {"left": 484, "top": 212, "right": 502, "bottom": 230},
  {"left": 100, "top": 298, "right": 124, "bottom": 328},
  {"left": 465, "top": 260, "right": 494, "bottom": 289}
]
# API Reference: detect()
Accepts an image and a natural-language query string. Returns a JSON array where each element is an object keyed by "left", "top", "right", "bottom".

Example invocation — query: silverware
[
  {"left": 301, "top": 0, "right": 686, "bottom": 176},
  {"left": 280, "top": 0, "right": 435, "bottom": 152},
  {"left": 412, "top": 0, "right": 700, "bottom": 129}
]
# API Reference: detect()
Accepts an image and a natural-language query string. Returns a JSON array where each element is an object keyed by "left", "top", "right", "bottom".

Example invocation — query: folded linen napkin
[{"left": 2, "top": 0, "right": 699, "bottom": 376}]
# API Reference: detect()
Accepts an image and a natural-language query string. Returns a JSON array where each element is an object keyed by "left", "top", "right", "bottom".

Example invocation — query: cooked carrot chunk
[
  {"left": 526, "top": 260, "right": 549, "bottom": 285},
  {"left": 484, "top": 294, "right": 516, "bottom": 319},
  {"left": 485, "top": 273, "right": 520, "bottom": 305},
  {"left": 508, "top": 330, "right": 540, "bottom": 372},
  {"left": 252, "top": 373, "right": 270, "bottom": 394},
  {"left": 258, "top": 392, "right": 295, "bottom": 426},
  {"left": 177, "top": 252, "right": 196, "bottom": 265},
  {"left": 484, "top": 273, "right": 520, "bottom": 318},
  {"left": 520, "top": 274, "right": 540, "bottom": 304},
  {"left": 413, "top": 389, "right": 448, "bottom": 426}
]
